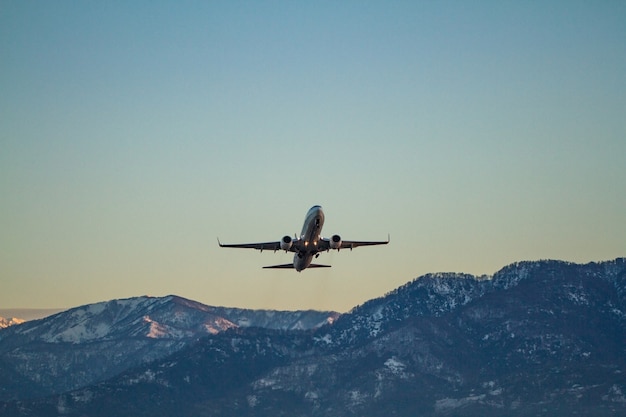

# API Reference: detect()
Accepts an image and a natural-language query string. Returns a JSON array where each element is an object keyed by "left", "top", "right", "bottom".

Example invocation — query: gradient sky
[{"left": 1, "top": 1, "right": 625, "bottom": 313}]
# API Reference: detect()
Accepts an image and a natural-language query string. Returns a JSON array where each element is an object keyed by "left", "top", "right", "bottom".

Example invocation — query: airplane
[{"left": 218, "top": 205, "right": 389, "bottom": 271}]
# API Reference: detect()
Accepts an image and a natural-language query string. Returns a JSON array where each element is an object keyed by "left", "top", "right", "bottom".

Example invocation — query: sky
[{"left": 1, "top": 1, "right": 625, "bottom": 314}]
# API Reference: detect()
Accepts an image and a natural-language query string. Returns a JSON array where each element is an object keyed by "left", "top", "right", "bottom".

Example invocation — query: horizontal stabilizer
[
  {"left": 263, "top": 264, "right": 295, "bottom": 269},
  {"left": 263, "top": 263, "right": 331, "bottom": 269}
]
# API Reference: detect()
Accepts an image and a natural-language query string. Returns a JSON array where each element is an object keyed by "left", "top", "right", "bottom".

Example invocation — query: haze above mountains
[
  {"left": 0, "top": 258, "right": 624, "bottom": 417},
  {"left": 0, "top": 310, "right": 64, "bottom": 325}
]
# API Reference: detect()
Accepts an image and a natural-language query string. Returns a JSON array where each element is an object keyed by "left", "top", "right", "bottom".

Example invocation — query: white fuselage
[{"left": 293, "top": 205, "right": 325, "bottom": 271}]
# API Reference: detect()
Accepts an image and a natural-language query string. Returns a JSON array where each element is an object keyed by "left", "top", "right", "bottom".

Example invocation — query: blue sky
[{"left": 1, "top": 1, "right": 625, "bottom": 312}]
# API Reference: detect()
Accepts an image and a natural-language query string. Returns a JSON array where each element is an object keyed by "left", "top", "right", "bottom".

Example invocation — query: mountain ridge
[
  {"left": 1, "top": 258, "right": 624, "bottom": 416},
  {"left": 0, "top": 295, "right": 338, "bottom": 401}
]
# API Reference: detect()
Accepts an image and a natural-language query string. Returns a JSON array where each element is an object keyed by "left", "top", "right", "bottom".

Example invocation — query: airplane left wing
[{"left": 217, "top": 239, "right": 282, "bottom": 252}]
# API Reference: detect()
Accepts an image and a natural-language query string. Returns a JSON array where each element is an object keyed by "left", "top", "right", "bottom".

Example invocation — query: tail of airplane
[{"left": 263, "top": 264, "right": 331, "bottom": 269}]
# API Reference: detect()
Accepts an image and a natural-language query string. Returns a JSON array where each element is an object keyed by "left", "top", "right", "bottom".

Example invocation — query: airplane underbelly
[{"left": 294, "top": 253, "right": 313, "bottom": 271}]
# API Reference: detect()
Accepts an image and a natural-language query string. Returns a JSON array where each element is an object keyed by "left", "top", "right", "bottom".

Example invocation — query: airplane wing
[
  {"left": 217, "top": 239, "right": 282, "bottom": 252},
  {"left": 318, "top": 235, "right": 390, "bottom": 251}
]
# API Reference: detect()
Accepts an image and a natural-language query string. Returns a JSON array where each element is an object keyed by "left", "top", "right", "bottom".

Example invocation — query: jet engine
[
  {"left": 329, "top": 234, "right": 342, "bottom": 250},
  {"left": 280, "top": 235, "right": 293, "bottom": 251}
]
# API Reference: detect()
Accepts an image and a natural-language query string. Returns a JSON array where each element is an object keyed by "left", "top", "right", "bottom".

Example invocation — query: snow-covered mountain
[
  {"left": 319, "top": 258, "right": 626, "bottom": 348},
  {"left": 3, "top": 258, "right": 623, "bottom": 417},
  {"left": 1, "top": 258, "right": 625, "bottom": 417},
  {"left": 0, "top": 295, "right": 338, "bottom": 401},
  {"left": 0, "top": 317, "right": 24, "bottom": 329}
]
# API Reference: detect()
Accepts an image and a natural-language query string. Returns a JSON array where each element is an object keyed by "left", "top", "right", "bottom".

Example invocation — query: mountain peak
[{"left": 0, "top": 317, "right": 24, "bottom": 329}]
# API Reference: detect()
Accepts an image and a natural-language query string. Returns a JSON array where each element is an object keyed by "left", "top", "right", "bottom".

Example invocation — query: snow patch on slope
[{"left": 0, "top": 317, "right": 25, "bottom": 329}]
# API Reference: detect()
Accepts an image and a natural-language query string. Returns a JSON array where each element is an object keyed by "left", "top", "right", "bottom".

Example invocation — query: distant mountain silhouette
[
  {"left": 0, "top": 317, "right": 24, "bottom": 330},
  {"left": 0, "top": 309, "right": 64, "bottom": 322}
]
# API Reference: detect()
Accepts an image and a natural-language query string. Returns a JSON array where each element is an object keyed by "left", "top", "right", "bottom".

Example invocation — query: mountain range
[
  {"left": 0, "top": 296, "right": 338, "bottom": 402},
  {"left": 0, "top": 258, "right": 624, "bottom": 416}
]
